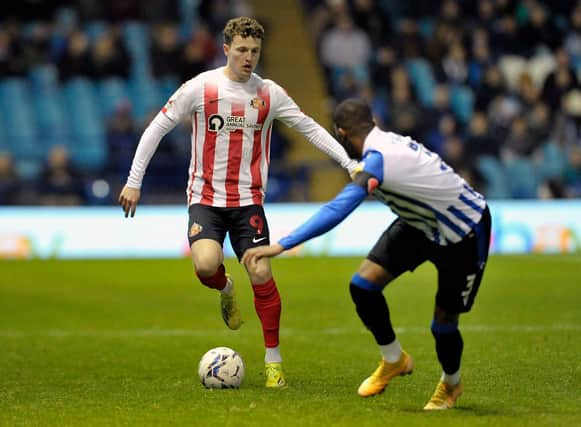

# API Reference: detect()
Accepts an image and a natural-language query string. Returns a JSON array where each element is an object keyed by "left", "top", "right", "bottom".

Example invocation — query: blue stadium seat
[
  {"left": 98, "top": 78, "right": 131, "bottom": 119},
  {"left": 476, "top": 155, "right": 510, "bottom": 199},
  {"left": 61, "top": 78, "right": 107, "bottom": 170},
  {"left": 405, "top": 58, "right": 435, "bottom": 107},
  {"left": 85, "top": 20, "right": 107, "bottom": 41},
  {"left": 159, "top": 76, "right": 180, "bottom": 102},
  {"left": 28, "top": 64, "right": 59, "bottom": 94},
  {"left": 0, "top": 78, "right": 42, "bottom": 161},
  {"left": 450, "top": 85, "right": 474, "bottom": 124},
  {"left": 34, "top": 91, "right": 70, "bottom": 148},
  {"left": 124, "top": 22, "right": 153, "bottom": 79},
  {"left": 504, "top": 157, "right": 539, "bottom": 199},
  {"left": 538, "top": 142, "right": 567, "bottom": 180},
  {"left": 129, "top": 77, "right": 162, "bottom": 122}
]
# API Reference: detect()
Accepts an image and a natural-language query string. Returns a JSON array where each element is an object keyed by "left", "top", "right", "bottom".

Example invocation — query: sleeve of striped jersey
[
  {"left": 161, "top": 79, "right": 197, "bottom": 123},
  {"left": 278, "top": 183, "right": 367, "bottom": 250},
  {"left": 352, "top": 150, "right": 384, "bottom": 193},
  {"left": 126, "top": 112, "right": 178, "bottom": 189},
  {"left": 269, "top": 84, "right": 357, "bottom": 172}
]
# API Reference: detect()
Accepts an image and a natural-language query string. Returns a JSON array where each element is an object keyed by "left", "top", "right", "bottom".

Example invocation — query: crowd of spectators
[
  {"left": 0, "top": 0, "right": 580, "bottom": 206},
  {"left": 304, "top": 0, "right": 581, "bottom": 199}
]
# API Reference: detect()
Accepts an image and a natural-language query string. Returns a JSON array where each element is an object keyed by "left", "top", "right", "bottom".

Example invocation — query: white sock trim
[
  {"left": 379, "top": 339, "right": 402, "bottom": 363},
  {"left": 442, "top": 370, "right": 461, "bottom": 386},
  {"left": 265, "top": 346, "right": 282, "bottom": 364}
]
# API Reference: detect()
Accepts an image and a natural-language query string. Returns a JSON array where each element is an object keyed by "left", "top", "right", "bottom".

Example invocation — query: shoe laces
[{"left": 432, "top": 382, "right": 452, "bottom": 403}]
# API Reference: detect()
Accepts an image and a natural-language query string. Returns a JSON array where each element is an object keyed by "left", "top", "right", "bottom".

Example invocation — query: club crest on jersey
[
  {"left": 208, "top": 114, "right": 225, "bottom": 132},
  {"left": 250, "top": 97, "right": 266, "bottom": 109},
  {"left": 189, "top": 222, "right": 203, "bottom": 237}
]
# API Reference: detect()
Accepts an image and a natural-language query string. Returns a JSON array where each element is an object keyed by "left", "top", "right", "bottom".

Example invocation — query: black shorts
[
  {"left": 187, "top": 203, "right": 270, "bottom": 260},
  {"left": 368, "top": 207, "right": 491, "bottom": 313}
]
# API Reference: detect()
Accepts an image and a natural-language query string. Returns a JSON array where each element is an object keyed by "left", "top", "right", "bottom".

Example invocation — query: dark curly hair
[{"left": 223, "top": 17, "right": 264, "bottom": 45}]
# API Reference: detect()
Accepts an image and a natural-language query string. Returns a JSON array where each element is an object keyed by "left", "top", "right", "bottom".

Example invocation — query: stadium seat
[
  {"left": 159, "top": 76, "right": 180, "bottom": 102},
  {"left": 538, "top": 142, "right": 567, "bottom": 180},
  {"left": 0, "top": 78, "right": 42, "bottom": 161},
  {"left": 129, "top": 77, "right": 162, "bottom": 122},
  {"left": 34, "top": 91, "right": 70, "bottom": 148},
  {"left": 476, "top": 155, "right": 510, "bottom": 199},
  {"left": 98, "top": 78, "right": 131, "bottom": 119},
  {"left": 28, "top": 64, "right": 59, "bottom": 94},
  {"left": 85, "top": 20, "right": 107, "bottom": 41},
  {"left": 504, "top": 157, "right": 539, "bottom": 199},
  {"left": 124, "top": 22, "right": 153, "bottom": 80},
  {"left": 450, "top": 85, "right": 474, "bottom": 124},
  {"left": 62, "top": 78, "right": 107, "bottom": 170},
  {"left": 405, "top": 58, "right": 435, "bottom": 107}
]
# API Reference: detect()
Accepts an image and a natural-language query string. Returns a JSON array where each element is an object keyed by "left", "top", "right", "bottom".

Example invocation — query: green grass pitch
[{"left": 1, "top": 255, "right": 580, "bottom": 426}]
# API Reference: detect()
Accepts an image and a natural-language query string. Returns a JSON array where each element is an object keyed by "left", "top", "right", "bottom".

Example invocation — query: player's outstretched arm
[
  {"left": 118, "top": 185, "right": 141, "bottom": 218},
  {"left": 241, "top": 243, "right": 284, "bottom": 266}
]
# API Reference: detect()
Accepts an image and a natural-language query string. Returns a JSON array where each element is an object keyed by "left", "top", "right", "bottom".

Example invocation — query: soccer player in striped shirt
[
  {"left": 118, "top": 17, "right": 356, "bottom": 388},
  {"left": 242, "top": 98, "right": 491, "bottom": 407}
]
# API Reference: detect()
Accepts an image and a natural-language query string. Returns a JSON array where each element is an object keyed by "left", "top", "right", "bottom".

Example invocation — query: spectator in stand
[
  {"left": 350, "top": 0, "right": 392, "bottom": 47},
  {"left": 467, "top": 28, "right": 494, "bottom": 88},
  {"left": 394, "top": 18, "right": 424, "bottom": 60},
  {"left": 564, "top": 3, "right": 581, "bottom": 65},
  {"left": 439, "top": 40, "right": 469, "bottom": 85},
  {"left": 465, "top": 111, "right": 500, "bottom": 161},
  {"left": 526, "top": 102, "right": 551, "bottom": 148},
  {"left": 491, "top": 14, "right": 523, "bottom": 56},
  {"left": 473, "top": 0, "right": 496, "bottom": 34},
  {"left": 150, "top": 22, "right": 181, "bottom": 80},
  {"left": 0, "top": 22, "right": 27, "bottom": 77},
  {"left": 22, "top": 22, "right": 53, "bottom": 68},
  {"left": 320, "top": 13, "right": 372, "bottom": 74},
  {"left": 423, "top": 84, "right": 453, "bottom": 147},
  {"left": 91, "top": 26, "right": 130, "bottom": 79},
  {"left": 57, "top": 30, "right": 92, "bottom": 82},
  {"left": 502, "top": 115, "right": 538, "bottom": 158},
  {"left": 388, "top": 77, "right": 424, "bottom": 141},
  {"left": 0, "top": 152, "right": 20, "bottom": 205},
  {"left": 542, "top": 48, "right": 580, "bottom": 112},
  {"left": 425, "top": 114, "right": 457, "bottom": 157},
  {"left": 370, "top": 44, "right": 397, "bottom": 93},
  {"left": 94, "top": 26, "right": 130, "bottom": 77},
  {"left": 106, "top": 101, "right": 139, "bottom": 180},
  {"left": 475, "top": 65, "right": 505, "bottom": 111},
  {"left": 178, "top": 22, "right": 218, "bottom": 83},
  {"left": 516, "top": 71, "right": 540, "bottom": 110},
  {"left": 518, "top": 1, "right": 563, "bottom": 56},
  {"left": 38, "top": 145, "right": 84, "bottom": 205}
]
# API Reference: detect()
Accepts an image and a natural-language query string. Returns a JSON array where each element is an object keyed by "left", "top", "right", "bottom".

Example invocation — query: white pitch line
[{"left": 0, "top": 324, "right": 579, "bottom": 338}]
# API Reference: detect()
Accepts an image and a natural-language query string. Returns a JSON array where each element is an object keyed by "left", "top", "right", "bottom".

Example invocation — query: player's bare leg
[
  {"left": 191, "top": 239, "right": 242, "bottom": 330},
  {"left": 351, "top": 260, "right": 413, "bottom": 397},
  {"left": 424, "top": 306, "right": 463, "bottom": 410},
  {"left": 243, "top": 256, "right": 286, "bottom": 388}
]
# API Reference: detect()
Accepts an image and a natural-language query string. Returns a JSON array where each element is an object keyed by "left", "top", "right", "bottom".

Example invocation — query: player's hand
[
  {"left": 118, "top": 185, "right": 141, "bottom": 218},
  {"left": 241, "top": 244, "right": 285, "bottom": 266}
]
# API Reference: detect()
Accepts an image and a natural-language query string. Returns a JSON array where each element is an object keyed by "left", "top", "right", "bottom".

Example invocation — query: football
[{"left": 198, "top": 346, "right": 245, "bottom": 389}]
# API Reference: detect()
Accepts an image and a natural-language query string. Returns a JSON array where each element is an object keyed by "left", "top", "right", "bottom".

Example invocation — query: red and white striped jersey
[{"left": 126, "top": 67, "right": 355, "bottom": 207}]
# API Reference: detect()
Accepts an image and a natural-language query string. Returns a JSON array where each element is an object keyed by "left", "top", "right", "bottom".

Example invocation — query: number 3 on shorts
[{"left": 461, "top": 274, "right": 476, "bottom": 306}]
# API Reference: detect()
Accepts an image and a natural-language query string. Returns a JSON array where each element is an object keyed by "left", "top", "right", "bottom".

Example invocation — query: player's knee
[
  {"left": 430, "top": 319, "right": 459, "bottom": 336},
  {"left": 194, "top": 261, "right": 221, "bottom": 278},
  {"left": 350, "top": 272, "right": 385, "bottom": 292},
  {"left": 249, "top": 268, "right": 271, "bottom": 285},
  {"left": 243, "top": 257, "right": 272, "bottom": 284}
]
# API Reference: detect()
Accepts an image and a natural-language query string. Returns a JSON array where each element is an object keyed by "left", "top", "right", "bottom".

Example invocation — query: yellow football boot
[
  {"left": 265, "top": 362, "right": 287, "bottom": 388},
  {"left": 423, "top": 380, "right": 464, "bottom": 410},
  {"left": 220, "top": 274, "right": 242, "bottom": 330},
  {"left": 357, "top": 351, "right": 413, "bottom": 397}
]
